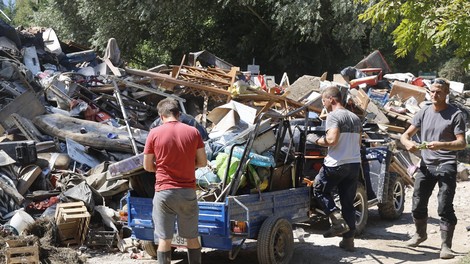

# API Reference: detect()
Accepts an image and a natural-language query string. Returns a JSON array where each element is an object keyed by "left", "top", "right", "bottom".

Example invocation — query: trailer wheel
[
  {"left": 143, "top": 241, "right": 158, "bottom": 258},
  {"left": 354, "top": 183, "right": 368, "bottom": 235},
  {"left": 257, "top": 216, "right": 294, "bottom": 264},
  {"left": 378, "top": 172, "right": 405, "bottom": 220}
]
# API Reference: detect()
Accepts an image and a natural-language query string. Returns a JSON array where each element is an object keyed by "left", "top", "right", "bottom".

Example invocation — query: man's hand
[{"left": 307, "top": 133, "right": 322, "bottom": 144}]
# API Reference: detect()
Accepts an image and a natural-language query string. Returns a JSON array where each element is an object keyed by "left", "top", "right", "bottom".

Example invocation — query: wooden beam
[{"left": 125, "top": 68, "right": 231, "bottom": 97}]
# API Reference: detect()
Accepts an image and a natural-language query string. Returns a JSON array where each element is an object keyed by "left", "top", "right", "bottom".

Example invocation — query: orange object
[
  {"left": 349, "top": 75, "right": 378, "bottom": 88},
  {"left": 303, "top": 178, "right": 315, "bottom": 187}
]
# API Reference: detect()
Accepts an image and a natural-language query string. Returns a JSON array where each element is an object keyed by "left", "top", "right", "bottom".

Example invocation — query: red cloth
[{"left": 144, "top": 121, "right": 204, "bottom": 191}]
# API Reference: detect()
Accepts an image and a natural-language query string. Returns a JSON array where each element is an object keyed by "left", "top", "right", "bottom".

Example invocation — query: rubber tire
[
  {"left": 143, "top": 241, "right": 158, "bottom": 258},
  {"left": 257, "top": 217, "right": 294, "bottom": 264},
  {"left": 354, "top": 183, "right": 368, "bottom": 235},
  {"left": 378, "top": 172, "right": 405, "bottom": 220}
]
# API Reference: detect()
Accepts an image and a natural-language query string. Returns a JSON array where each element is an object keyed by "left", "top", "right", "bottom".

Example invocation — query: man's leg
[
  {"left": 407, "top": 166, "right": 436, "bottom": 247},
  {"left": 337, "top": 163, "right": 359, "bottom": 251},
  {"left": 153, "top": 190, "right": 177, "bottom": 264},
  {"left": 172, "top": 189, "right": 201, "bottom": 264},
  {"left": 157, "top": 239, "right": 172, "bottom": 264},
  {"left": 437, "top": 164, "right": 457, "bottom": 259},
  {"left": 187, "top": 238, "right": 202, "bottom": 264},
  {"left": 314, "top": 166, "right": 349, "bottom": 238}
]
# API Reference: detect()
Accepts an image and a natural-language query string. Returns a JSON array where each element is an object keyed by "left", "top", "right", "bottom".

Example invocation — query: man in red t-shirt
[{"left": 143, "top": 98, "right": 207, "bottom": 264}]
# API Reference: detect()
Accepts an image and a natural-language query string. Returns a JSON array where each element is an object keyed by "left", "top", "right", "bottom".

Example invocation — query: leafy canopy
[{"left": 357, "top": 0, "right": 470, "bottom": 64}]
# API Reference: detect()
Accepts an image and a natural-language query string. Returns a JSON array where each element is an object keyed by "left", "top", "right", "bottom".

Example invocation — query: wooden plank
[
  {"left": 16, "top": 165, "right": 42, "bottom": 195},
  {"left": 55, "top": 201, "right": 88, "bottom": 218},
  {"left": 390, "top": 161, "right": 414, "bottom": 187},
  {"left": 246, "top": 87, "right": 323, "bottom": 114},
  {"left": 0, "top": 178, "right": 24, "bottom": 205},
  {"left": 382, "top": 108, "right": 412, "bottom": 123},
  {"left": 379, "top": 123, "right": 405, "bottom": 133},
  {"left": 104, "top": 58, "right": 122, "bottom": 76},
  {"left": 125, "top": 67, "right": 232, "bottom": 96}
]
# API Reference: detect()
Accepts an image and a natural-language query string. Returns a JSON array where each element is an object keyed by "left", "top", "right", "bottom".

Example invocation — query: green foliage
[
  {"left": 358, "top": 0, "right": 470, "bottom": 65},
  {"left": 12, "top": 0, "right": 37, "bottom": 27},
  {"left": 439, "top": 57, "right": 470, "bottom": 89},
  {"left": 10, "top": 0, "right": 447, "bottom": 80},
  {"left": 0, "top": 0, "right": 15, "bottom": 22}
]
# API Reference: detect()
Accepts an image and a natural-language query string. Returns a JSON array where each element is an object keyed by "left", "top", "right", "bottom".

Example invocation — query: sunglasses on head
[{"left": 431, "top": 79, "right": 449, "bottom": 85}]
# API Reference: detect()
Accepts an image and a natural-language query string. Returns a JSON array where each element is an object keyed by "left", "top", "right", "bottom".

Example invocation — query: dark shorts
[{"left": 152, "top": 188, "right": 199, "bottom": 241}]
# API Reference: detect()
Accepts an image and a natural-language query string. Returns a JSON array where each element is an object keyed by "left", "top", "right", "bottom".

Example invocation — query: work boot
[
  {"left": 440, "top": 223, "right": 455, "bottom": 259},
  {"left": 323, "top": 210, "right": 350, "bottom": 238},
  {"left": 406, "top": 217, "right": 427, "bottom": 247},
  {"left": 187, "top": 247, "right": 202, "bottom": 264},
  {"left": 339, "top": 237, "right": 355, "bottom": 252},
  {"left": 157, "top": 251, "right": 171, "bottom": 264}
]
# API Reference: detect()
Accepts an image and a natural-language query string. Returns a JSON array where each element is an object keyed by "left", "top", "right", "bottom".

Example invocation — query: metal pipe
[{"left": 112, "top": 79, "right": 139, "bottom": 155}]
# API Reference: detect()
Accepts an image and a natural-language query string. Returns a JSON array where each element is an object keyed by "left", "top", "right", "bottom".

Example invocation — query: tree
[
  {"left": 357, "top": 0, "right": 470, "bottom": 65},
  {"left": 17, "top": 0, "right": 412, "bottom": 79},
  {"left": 0, "top": 0, "right": 15, "bottom": 22}
]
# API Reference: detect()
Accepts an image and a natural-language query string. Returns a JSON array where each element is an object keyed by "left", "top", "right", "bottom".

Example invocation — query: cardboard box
[{"left": 389, "top": 81, "right": 427, "bottom": 103}]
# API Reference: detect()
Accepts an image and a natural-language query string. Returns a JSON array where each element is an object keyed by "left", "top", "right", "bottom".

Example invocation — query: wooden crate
[
  {"left": 6, "top": 240, "right": 39, "bottom": 264},
  {"left": 55, "top": 201, "right": 90, "bottom": 246}
]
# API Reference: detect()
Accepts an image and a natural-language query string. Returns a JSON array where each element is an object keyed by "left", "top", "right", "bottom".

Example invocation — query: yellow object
[{"left": 417, "top": 141, "right": 428, "bottom": 150}]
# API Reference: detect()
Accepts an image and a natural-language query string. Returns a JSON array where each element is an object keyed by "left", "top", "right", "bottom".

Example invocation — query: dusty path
[{"left": 86, "top": 180, "right": 470, "bottom": 264}]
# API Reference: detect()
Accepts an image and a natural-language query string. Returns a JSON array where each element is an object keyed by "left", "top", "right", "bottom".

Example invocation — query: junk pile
[{"left": 0, "top": 20, "right": 469, "bottom": 262}]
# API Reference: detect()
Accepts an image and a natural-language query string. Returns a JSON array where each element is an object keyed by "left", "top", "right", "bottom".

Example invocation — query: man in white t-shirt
[{"left": 308, "top": 86, "right": 362, "bottom": 251}]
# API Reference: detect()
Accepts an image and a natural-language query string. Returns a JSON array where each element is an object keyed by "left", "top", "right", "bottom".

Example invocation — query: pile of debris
[{"left": 1, "top": 20, "right": 469, "bottom": 262}]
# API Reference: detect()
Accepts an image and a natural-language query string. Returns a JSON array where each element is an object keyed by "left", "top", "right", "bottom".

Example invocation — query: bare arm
[
  {"left": 143, "top": 154, "right": 156, "bottom": 172},
  {"left": 195, "top": 147, "right": 207, "bottom": 168},
  {"left": 400, "top": 125, "right": 419, "bottom": 152},
  {"left": 426, "top": 133, "right": 466, "bottom": 151},
  {"left": 316, "top": 127, "right": 340, "bottom": 147}
]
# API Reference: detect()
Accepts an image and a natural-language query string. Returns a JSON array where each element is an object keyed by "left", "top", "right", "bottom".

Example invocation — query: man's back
[
  {"left": 324, "top": 108, "right": 362, "bottom": 166},
  {"left": 144, "top": 121, "right": 204, "bottom": 191}
]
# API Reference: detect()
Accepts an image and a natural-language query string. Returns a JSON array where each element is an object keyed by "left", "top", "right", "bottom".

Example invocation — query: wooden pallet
[
  {"left": 55, "top": 201, "right": 90, "bottom": 246},
  {"left": 6, "top": 240, "right": 39, "bottom": 264}
]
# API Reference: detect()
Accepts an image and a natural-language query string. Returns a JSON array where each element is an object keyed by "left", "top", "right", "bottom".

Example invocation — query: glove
[{"left": 307, "top": 133, "right": 322, "bottom": 144}]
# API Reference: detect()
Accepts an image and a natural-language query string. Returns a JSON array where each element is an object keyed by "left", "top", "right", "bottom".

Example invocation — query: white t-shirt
[{"left": 324, "top": 108, "right": 362, "bottom": 167}]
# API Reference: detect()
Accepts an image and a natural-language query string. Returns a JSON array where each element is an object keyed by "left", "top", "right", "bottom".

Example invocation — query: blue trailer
[
  {"left": 127, "top": 187, "right": 310, "bottom": 263},
  {"left": 127, "top": 112, "right": 313, "bottom": 264},
  {"left": 125, "top": 104, "right": 408, "bottom": 263}
]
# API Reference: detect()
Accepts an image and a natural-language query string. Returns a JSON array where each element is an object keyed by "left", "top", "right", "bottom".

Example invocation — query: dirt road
[{"left": 86, "top": 180, "right": 470, "bottom": 264}]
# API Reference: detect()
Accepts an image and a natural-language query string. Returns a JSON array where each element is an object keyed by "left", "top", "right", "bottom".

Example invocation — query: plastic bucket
[{"left": 5, "top": 210, "right": 34, "bottom": 235}]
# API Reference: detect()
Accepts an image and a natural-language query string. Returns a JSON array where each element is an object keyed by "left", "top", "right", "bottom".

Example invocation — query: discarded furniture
[{"left": 55, "top": 201, "right": 91, "bottom": 246}]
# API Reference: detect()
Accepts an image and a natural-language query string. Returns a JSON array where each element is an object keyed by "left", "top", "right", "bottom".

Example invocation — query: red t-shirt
[{"left": 143, "top": 121, "right": 204, "bottom": 191}]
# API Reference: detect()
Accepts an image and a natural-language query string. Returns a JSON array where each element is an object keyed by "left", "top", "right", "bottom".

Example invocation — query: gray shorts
[{"left": 152, "top": 188, "right": 199, "bottom": 242}]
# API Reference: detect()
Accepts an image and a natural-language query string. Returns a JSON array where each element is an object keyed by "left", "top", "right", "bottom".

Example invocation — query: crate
[
  {"left": 5, "top": 240, "right": 39, "bottom": 264},
  {"left": 86, "top": 229, "right": 118, "bottom": 247},
  {"left": 55, "top": 201, "right": 91, "bottom": 246}
]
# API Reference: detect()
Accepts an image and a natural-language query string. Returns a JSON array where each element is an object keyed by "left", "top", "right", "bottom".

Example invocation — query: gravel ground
[{"left": 85, "top": 180, "right": 470, "bottom": 264}]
